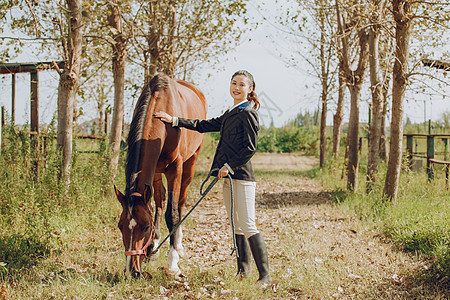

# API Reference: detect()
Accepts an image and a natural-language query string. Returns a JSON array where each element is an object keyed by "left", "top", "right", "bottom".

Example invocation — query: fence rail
[{"left": 405, "top": 134, "right": 450, "bottom": 187}]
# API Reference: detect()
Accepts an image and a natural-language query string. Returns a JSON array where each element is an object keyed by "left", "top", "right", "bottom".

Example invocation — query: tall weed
[{"left": 0, "top": 126, "right": 118, "bottom": 274}]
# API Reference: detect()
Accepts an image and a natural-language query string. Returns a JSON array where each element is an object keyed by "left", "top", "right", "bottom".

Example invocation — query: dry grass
[{"left": 1, "top": 153, "right": 448, "bottom": 299}]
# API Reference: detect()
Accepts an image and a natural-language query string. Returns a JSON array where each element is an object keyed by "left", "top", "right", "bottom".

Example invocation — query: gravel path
[{"left": 174, "top": 154, "right": 443, "bottom": 299}]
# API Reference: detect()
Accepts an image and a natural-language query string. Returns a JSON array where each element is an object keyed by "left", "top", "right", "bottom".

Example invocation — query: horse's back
[{"left": 172, "top": 79, "right": 207, "bottom": 120}]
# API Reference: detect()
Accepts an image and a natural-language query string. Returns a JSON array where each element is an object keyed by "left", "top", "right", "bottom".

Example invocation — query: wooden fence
[{"left": 405, "top": 134, "right": 450, "bottom": 186}]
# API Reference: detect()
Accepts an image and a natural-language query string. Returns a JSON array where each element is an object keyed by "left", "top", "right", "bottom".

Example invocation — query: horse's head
[{"left": 114, "top": 185, "right": 154, "bottom": 277}]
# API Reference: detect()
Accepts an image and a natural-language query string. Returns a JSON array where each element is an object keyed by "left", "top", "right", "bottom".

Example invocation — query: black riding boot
[
  {"left": 235, "top": 234, "right": 251, "bottom": 278},
  {"left": 248, "top": 233, "right": 272, "bottom": 286}
]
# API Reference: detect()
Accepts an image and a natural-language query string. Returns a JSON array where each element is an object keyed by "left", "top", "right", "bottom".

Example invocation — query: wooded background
[{"left": 0, "top": 0, "right": 449, "bottom": 202}]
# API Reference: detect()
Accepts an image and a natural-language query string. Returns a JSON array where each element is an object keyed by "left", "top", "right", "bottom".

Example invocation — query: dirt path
[{"left": 178, "top": 154, "right": 436, "bottom": 299}]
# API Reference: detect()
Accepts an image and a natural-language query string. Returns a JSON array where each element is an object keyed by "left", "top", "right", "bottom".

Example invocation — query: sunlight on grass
[
  {"left": 318, "top": 158, "right": 450, "bottom": 282},
  {"left": 1, "top": 127, "right": 449, "bottom": 299}
]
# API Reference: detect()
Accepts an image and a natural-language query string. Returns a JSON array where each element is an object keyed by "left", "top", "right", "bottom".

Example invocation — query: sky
[{"left": 0, "top": 0, "right": 449, "bottom": 128}]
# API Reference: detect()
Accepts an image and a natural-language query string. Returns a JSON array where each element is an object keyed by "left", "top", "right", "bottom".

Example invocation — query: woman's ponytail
[{"left": 247, "top": 90, "right": 260, "bottom": 110}]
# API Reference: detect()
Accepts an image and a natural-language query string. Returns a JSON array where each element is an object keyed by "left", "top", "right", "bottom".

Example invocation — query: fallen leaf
[
  {"left": 347, "top": 273, "right": 362, "bottom": 279},
  {"left": 391, "top": 274, "right": 403, "bottom": 284},
  {"left": 159, "top": 285, "right": 168, "bottom": 295},
  {"left": 271, "top": 280, "right": 279, "bottom": 293},
  {"left": 220, "top": 288, "right": 231, "bottom": 296},
  {"left": 288, "top": 287, "right": 303, "bottom": 295}
]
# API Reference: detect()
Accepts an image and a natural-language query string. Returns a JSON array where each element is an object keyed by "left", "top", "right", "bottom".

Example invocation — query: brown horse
[{"left": 114, "top": 74, "right": 206, "bottom": 276}]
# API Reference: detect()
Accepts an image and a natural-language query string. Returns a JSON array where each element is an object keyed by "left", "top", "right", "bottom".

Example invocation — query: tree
[
  {"left": 332, "top": 59, "right": 346, "bottom": 159},
  {"left": 383, "top": 0, "right": 411, "bottom": 201},
  {"left": 383, "top": 0, "right": 450, "bottom": 201},
  {"left": 55, "top": 0, "right": 83, "bottom": 184},
  {"left": 317, "top": 1, "right": 334, "bottom": 168},
  {"left": 278, "top": 0, "right": 336, "bottom": 167},
  {"left": 366, "top": 0, "right": 387, "bottom": 192},
  {"left": 107, "top": 0, "right": 128, "bottom": 179},
  {"left": 129, "top": 0, "right": 248, "bottom": 83},
  {"left": 5, "top": 0, "right": 84, "bottom": 184},
  {"left": 336, "top": 0, "right": 370, "bottom": 192}
]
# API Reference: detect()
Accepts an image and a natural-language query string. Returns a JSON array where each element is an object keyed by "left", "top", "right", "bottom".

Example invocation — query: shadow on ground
[{"left": 256, "top": 190, "right": 332, "bottom": 208}]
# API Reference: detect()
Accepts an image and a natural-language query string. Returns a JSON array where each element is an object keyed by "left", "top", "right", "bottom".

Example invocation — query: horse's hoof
[{"left": 163, "top": 266, "right": 182, "bottom": 277}]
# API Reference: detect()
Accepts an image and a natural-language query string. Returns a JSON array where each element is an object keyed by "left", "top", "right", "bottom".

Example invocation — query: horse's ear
[
  {"left": 143, "top": 184, "right": 152, "bottom": 205},
  {"left": 114, "top": 185, "right": 125, "bottom": 207}
]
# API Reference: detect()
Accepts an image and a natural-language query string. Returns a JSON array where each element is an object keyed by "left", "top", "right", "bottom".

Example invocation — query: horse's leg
[
  {"left": 175, "top": 150, "right": 201, "bottom": 257},
  {"left": 152, "top": 173, "right": 165, "bottom": 255},
  {"left": 164, "top": 157, "right": 183, "bottom": 273}
]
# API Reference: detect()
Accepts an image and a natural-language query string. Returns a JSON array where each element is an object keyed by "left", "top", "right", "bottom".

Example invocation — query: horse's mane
[{"left": 125, "top": 74, "right": 169, "bottom": 200}]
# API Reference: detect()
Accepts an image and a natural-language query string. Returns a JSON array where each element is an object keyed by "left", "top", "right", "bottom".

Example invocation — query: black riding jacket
[{"left": 176, "top": 101, "right": 259, "bottom": 182}]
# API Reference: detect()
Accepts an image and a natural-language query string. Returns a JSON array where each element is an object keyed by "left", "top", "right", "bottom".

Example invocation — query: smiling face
[{"left": 230, "top": 74, "right": 253, "bottom": 104}]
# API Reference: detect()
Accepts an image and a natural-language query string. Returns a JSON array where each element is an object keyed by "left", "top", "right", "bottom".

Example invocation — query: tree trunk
[
  {"left": 346, "top": 84, "right": 361, "bottom": 191},
  {"left": 332, "top": 61, "right": 346, "bottom": 159},
  {"left": 108, "top": 1, "right": 127, "bottom": 179},
  {"left": 320, "top": 91, "right": 327, "bottom": 168},
  {"left": 379, "top": 82, "right": 389, "bottom": 162},
  {"left": 336, "top": 0, "right": 370, "bottom": 191},
  {"left": 346, "top": 30, "right": 369, "bottom": 191},
  {"left": 384, "top": 0, "right": 411, "bottom": 202},
  {"left": 319, "top": 9, "right": 328, "bottom": 168},
  {"left": 366, "top": 0, "right": 385, "bottom": 192},
  {"left": 57, "top": 0, "right": 83, "bottom": 184}
]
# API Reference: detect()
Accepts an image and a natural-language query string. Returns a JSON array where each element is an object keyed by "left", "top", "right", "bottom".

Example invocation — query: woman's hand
[
  {"left": 218, "top": 165, "right": 229, "bottom": 179},
  {"left": 154, "top": 111, "right": 173, "bottom": 123}
]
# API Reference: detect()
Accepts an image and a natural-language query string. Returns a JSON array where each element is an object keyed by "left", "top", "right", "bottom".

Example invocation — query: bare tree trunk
[
  {"left": 320, "top": 91, "right": 327, "bottom": 168},
  {"left": 379, "top": 80, "right": 389, "bottom": 162},
  {"left": 164, "top": 1, "right": 177, "bottom": 77},
  {"left": 332, "top": 61, "right": 346, "bottom": 159},
  {"left": 108, "top": 1, "right": 127, "bottom": 179},
  {"left": 145, "top": 1, "right": 159, "bottom": 84},
  {"left": 336, "top": 0, "right": 369, "bottom": 191},
  {"left": 346, "top": 84, "right": 361, "bottom": 191},
  {"left": 319, "top": 8, "right": 328, "bottom": 168},
  {"left": 384, "top": 0, "right": 411, "bottom": 202},
  {"left": 366, "top": 0, "right": 385, "bottom": 192},
  {"left": 57, "top": 0, "right": 83, "bottom": 185},
  {"left": 346, "top": 31, "right": 369, "bottom": 191}
]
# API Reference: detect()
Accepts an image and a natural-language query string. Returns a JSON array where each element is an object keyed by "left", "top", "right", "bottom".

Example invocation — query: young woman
[{"left": 155, "top": 70, "right": 271, "bottom": 286}]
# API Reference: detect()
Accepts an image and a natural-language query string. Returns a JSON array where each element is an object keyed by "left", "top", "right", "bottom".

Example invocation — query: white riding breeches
[{"left": 222, "top": 179, "right": 259, "bottom": 239}]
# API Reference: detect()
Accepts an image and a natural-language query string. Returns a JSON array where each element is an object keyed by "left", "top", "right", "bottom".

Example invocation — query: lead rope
[{"left": 152, "top": 168, "right": 238, "bottom": 258}]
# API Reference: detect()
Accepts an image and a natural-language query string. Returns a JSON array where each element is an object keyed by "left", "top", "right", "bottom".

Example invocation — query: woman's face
[{"left": 230, "top": 75, "right": 252, "bottom": 102}]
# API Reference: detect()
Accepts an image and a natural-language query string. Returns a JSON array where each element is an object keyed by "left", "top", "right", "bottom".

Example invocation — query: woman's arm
[{"left": 154, "top": 111, "right": 222, "bottom": 133}]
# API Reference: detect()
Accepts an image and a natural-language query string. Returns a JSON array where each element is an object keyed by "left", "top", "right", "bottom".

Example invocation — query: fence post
[
  {"left": 406, "top": 135, "right": 413, "bottom": 168},
  {"left": 104, "top": 111, "right": 108, "bottom": 135},
  {"left": 359, "top": 137, "right": 362, "bottom": 153},
  {"left": 427, "top": 135, "right": 435, "bottom": 182},
  {"left": 443, "top": 138, "right": 448, "bottom": 161},
  {"left": 30, "top": 71, "right": 39, "bottom": 180},
  {"left": 12, "top": 73, "right": 16, "bottom": 125}
]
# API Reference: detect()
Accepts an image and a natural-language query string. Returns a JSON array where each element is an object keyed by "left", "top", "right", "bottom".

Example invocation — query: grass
[
  {"left": 0, "top": 127, "right": 449, "bottom": 299},
  {"left": 314, "top": 155, "right": 450, "bottom": 284}
]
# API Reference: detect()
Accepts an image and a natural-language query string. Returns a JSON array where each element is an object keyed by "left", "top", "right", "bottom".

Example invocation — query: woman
[{"left": 155, "top": 70, "right": 271, "bottom": 286}]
